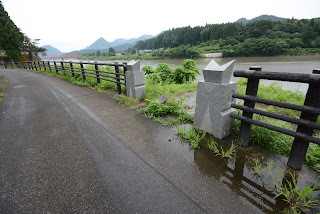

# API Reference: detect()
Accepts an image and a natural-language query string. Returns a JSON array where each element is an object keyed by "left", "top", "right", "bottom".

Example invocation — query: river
[{"left": 67, "top": 55, "right": 320, "bottom": 94}]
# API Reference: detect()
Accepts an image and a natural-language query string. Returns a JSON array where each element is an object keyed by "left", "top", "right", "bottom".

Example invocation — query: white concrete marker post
[
  {"left": 193, "top": 59, "right": 237, "bottom": 139},
  {"left": 125, "top": 60, "right": 146, "bottom": 100}
]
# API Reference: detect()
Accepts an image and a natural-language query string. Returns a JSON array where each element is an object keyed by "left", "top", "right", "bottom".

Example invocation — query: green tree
[
  {"left": 96, "top": 50, "right": 101, "bottom": 56},
  {"left": 21, "top": 36, "right": 46, "bottom": 61},
  {"left": 301, "top": 26, "right": 316, "bottom": 47},
  {"left": 109, "top": 47, "right": 115, "bottom": 56},
  {"left": 0, "top": 1, "right": 24, "bottom": 60}
]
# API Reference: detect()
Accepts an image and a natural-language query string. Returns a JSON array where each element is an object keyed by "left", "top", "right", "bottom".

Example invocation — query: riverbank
[{"left": 80, "top": 47, "right": 320, "bottom": 61}]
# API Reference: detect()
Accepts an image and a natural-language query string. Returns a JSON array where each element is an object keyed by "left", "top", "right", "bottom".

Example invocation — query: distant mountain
[
  {"left": 109, "top": 34, "right": 154, "bottom": 47},
  {"left": 42, "top": 45, "right": 64, "bottom": 56},
  {"left": 236, "top": 15, "right": 287, "bottom": 24},
  {"left": 85, "top": 37, "right": 110, "bottom": 50},
  {"left": 66, "top": 34, "right": 156, "bottom": 55}
]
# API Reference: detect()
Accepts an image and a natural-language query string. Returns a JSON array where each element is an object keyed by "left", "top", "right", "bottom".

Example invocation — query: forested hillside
[
  {"left": 0, "top": 1, "right": 24, "bottom": 60},
  {"left": 135, "top": 17, "right": 320, "bottom": 57}
]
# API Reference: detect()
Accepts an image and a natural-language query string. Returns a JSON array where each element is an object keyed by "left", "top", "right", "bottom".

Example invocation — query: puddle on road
[{"left": 167, "top": 126, "right": 320, "bottom": 213}]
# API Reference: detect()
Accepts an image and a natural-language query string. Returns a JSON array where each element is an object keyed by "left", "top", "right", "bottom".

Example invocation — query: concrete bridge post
[
  {"left": 193, "top": 59, "right": 237, "bottom": 139},
  {"left": 125, "top": 60, "right": 146, "bottom": 100}
]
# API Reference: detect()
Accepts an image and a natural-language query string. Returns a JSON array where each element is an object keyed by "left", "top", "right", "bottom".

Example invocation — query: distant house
[
  {"left": 139, "top": 49, "right": 153, "bottom": 54},
  {"left": 0, "top": 50, "right": 5, "bottom": 56},
  {"left": 115, "top": 53, "right": 121, "bottom": 56}
]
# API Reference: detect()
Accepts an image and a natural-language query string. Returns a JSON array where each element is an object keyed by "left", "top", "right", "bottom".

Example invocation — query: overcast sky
[{"left": 2, "top": 0, "right": 319, "bottom": 52}]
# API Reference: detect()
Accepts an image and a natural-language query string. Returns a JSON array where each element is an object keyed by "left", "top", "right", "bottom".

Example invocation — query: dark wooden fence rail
[
  {"left": 5, "top": 61, "right": 127, "bottom": 94},
  {"left": 230, "top": 67, "right": 320, "bottom": 170}
]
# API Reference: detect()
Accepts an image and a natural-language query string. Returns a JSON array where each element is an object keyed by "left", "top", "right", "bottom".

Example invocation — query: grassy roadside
[
  {"left": 234, "top": 78, "right": 320, "bottom": 172},
  {"left": 0, "top": 75, "right": 8, "bottom": 104}
]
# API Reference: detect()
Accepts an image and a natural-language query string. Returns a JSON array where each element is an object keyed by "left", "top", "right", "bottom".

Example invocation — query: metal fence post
[
  {"left": 287, "top": 70, "right": 320, "bottom": 170},
  {"left": 43, "top": 61, "right": 46, "bottom": 70},
  {"left": 115, "top": 62, "right": 121, "bottom": 94},
  {"left": 94, "top": 62, "right": 100, "bottom": 83},
  {"left": 33, "top": 61, "right": 38, "bottom": 71},
  {"left": 238, "top": 66, "right": 262, "bottom": 146},
  {"left": 123, "top": 63, "right": 127, "bottom": 85},
  {"left": 54, "top": 61, "right": 58, "bottom": 73},
  {"left": 48, "top": 62, "right": 51, "bottom": 71},
  {"left": 70, "top": 61, "right": 74, "bottom": 77},
  {"left": 38, "top": 61, "right": 41, "bottom": 70},
  {"left": 80, "top": 61, "right": 85, "bottom": 81},
  {"left": 61, "top": 61, "right": 65, "bottom": 75}
]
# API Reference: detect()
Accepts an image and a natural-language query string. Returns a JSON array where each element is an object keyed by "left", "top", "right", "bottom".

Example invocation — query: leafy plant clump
[
  {"left": 141, "top": 98, "right": 194, "bottom": 125},
  {"left": 207, "top": 137, "right": 236, "bottom": 158},
  {"left": 268, "top": 167, "right": 320, "bottom": 213},
  {"left": 143, "top": 59, "right": 199, "bottom": 84},
  {"left": 177, "top": 126, "right": 206, "bottom": 149}
]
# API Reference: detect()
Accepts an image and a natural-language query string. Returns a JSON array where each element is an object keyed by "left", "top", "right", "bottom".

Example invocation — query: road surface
[{"left": 0, "top": 69, "right": 258, "bottom": 213}]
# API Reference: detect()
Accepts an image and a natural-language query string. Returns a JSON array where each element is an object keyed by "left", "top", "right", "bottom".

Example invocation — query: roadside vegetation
[
  {"left": 234, "top": 79, "right": 320, "bottom": 172},
  {"left": 268, "top": 167, "right": 320, "bottom": 214},
  {"left": 0, "top": 75, "right": 8, "bottom": 104}
]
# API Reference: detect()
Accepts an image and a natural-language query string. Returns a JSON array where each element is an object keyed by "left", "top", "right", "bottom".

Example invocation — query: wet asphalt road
[{"left": 0, "top": 69, "right": 258, "bottom": 213}]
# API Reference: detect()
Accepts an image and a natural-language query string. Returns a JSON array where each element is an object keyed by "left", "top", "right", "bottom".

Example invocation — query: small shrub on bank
[
  {"left": 141, "top": 98, "right": 193, "bottom": 124},
  {"left": 144, "top": 59, "right": 199, "bottom": 84}
]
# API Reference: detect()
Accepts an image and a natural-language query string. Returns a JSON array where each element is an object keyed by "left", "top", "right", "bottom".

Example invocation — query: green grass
[
  {"left": 141, "top": 97, "right": 194, "bottom": 125},
  {"left": 237, "top": 79, "right": 306, "bottom": 118},
  {"left": 145, "top": 79, "right": 198, "bottom": 101},
  {"left": 0, "top": 77, "right": 8, "bottom": 104},
  {"left": 268, "top": 167, "right": 320, "bottom": 213},
  {"left": 38, "top": 64, "right": 126, "bottom": 94},
  {"left": 207, "top": 137, "right": 236, "bottom": 158},
  {"left": 176, "top": 126, "right": 206, "bottom": 149},
  {"left": 115, "top": 95, "right": 139, "bottom": 107},
  {"left": 235, "top": 79, "right": 320, "bottom": 172}
]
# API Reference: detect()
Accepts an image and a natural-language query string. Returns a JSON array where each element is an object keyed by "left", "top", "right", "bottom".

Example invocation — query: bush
[
  {"left": 142, "top": 65, "right": 154, "bottom": 75},
  {"left": 173, "top": 59, "right": 199, "bottom": 84},
  {"left": 144, "top": 59, "right": 199, "bottom": 84}
]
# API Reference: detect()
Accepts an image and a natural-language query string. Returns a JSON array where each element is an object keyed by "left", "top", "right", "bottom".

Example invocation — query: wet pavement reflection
[{"left": 192, "top": 136, "right": 320, "bottom": 213}]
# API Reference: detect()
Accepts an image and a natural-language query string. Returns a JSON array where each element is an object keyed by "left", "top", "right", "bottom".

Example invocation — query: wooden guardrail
[
  {"left": 5, "top": 61, "right": 127, "bottom": 94},
  {"left": 230, "top": 67, "right": 320, "bottom": 170}
]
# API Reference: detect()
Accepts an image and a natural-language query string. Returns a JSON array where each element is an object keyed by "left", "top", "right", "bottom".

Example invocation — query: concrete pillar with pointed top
[
  {"left": 125, "top": 60, "right": 146, "bottom": 100},
  {"left": 193, "top": 59, "right": 237, "bottom": 139}
]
